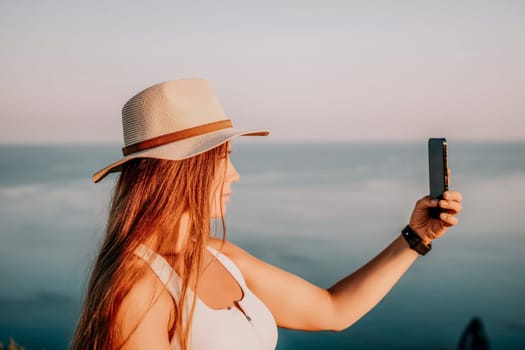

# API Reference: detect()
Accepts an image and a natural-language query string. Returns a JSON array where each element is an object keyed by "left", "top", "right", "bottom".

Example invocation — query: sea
[{"left": 0, "top": 142, "right": 524, "bottom": 350}]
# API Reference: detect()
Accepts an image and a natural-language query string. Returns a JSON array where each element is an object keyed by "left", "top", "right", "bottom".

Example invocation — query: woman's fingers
[
  {"left": 439, "top": 188, "right": 461, "bottom": 226},
  {"left": 439, "top": 199, "right": 462, "bottom": 214}
]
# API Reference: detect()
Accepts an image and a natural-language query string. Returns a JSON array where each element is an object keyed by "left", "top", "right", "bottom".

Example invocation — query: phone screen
[{"left": 428, "top": 138, "right": 448, "bottom": 199}]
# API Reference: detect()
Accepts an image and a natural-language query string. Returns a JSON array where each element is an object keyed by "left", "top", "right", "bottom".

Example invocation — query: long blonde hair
[{"left": 71, "top": 142, "right": 229, "bottom": 350}]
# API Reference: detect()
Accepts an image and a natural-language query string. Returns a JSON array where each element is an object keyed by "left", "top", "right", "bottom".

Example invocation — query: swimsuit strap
[
  {"left": 206, "top": 245, "right": 248, "bottom": 289},
  {"left": 133, "top": 244, "right": 182, "bottom": 300},
  {"left": 133, "top": 244, "right": 246, "bottom": 299}
]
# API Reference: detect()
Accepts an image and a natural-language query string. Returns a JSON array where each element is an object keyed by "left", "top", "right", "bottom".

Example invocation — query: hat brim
[{"left": 92, "top": 128, "right": 269, "bottom": 183}]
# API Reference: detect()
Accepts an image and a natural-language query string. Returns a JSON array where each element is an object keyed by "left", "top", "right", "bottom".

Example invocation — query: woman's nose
[{"left": 228, "top": 160, "right": 240, "bottom": 183}]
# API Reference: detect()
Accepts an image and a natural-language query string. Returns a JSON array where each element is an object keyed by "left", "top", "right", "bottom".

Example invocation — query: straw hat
[{"left": 92, "top": 79, "right": 269, "bottom": 183}]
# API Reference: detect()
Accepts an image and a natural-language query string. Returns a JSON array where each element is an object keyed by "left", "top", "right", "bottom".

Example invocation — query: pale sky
[{"left": 1, "top": 0, "right": 524, "bottom": 144}]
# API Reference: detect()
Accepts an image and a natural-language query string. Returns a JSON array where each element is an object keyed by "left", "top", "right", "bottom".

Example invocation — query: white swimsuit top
[{"left": 134, "top": 244, "right": 278, "bottom": 350}]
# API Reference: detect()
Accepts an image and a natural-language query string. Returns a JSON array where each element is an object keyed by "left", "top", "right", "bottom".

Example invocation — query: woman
[{"left": 72, "top": 79, "right": 462, "bottom": 350}]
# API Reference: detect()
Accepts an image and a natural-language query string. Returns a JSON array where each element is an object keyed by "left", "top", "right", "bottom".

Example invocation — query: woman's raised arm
[{"left": 219, "top": 190, "right": 462, "bottom": 332}]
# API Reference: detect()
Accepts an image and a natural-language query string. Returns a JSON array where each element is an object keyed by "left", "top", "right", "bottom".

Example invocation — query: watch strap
[{"left": 401, "top": 225, "right": 432, "bottom": 255}]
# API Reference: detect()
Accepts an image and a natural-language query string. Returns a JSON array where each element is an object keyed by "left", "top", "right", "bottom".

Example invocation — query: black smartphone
[{"left": 428, "top": 138, "right": 448, "bottom": 218}]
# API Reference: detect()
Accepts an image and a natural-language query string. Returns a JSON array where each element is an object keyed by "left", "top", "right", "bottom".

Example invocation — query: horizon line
[{"left": 1, "top": 139, "right": 525, "bottom": 146}]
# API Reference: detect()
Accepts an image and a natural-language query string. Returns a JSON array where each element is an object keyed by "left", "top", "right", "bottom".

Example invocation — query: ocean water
[{"left": 0, "top": 142, "right": 524, "bottom": 350}]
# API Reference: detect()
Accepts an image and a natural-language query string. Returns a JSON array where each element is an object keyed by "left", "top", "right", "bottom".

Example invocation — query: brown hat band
[{"left": 122, "top": 119, "right": 233, "bottom": 156}]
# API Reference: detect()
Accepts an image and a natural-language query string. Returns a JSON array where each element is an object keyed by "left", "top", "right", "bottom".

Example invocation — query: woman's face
[{"left": 210, "top": 143, "right": 239, "bottom": 218}]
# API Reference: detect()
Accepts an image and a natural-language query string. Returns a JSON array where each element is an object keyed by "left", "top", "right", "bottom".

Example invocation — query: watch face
[{"left": 411, "top": 237, "right": 420, "bottom": 248}]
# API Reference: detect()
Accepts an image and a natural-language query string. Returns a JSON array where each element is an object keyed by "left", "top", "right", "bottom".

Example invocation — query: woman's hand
[{"left": 408, "top": 169, "right": 463, "bottom": 244}]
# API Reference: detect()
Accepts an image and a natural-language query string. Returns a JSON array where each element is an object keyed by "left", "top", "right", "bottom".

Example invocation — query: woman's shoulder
[
  {"left": 115, "top": 261, "right": 175, "bottom": 348},
  {"left": 208, "top": 237, "right": 246, "bottom": 259}
]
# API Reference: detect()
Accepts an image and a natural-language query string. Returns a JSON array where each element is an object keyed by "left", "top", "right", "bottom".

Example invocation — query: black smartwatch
[{"left": 401, "top": 225, "right": 432, "bottom": 256}]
